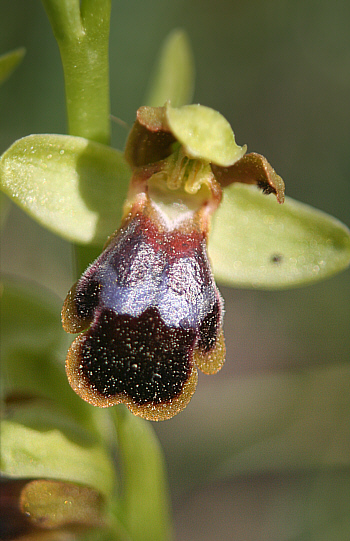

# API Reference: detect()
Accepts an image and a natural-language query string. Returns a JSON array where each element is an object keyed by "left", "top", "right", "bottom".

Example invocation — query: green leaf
[
  {"left": 0, "top": 404, "right": 115, "bottom": 498},
  {"left": 166, "top": 103, "right": 247, "bottom": 166},
  {"left": 0, "top": 47, "right": 26, "bottom": 85},
  {"left": 0, "top": 134, "right": 131, "bottom": 245},
  {"left": 209, "top": 183, "right": 350, "bottom": 289},
  {"left": 113, "top": 408, "right": 172, "bottom": 541},
  {"left": 145, "top": 29, "right": 195, "bottom": 108}
]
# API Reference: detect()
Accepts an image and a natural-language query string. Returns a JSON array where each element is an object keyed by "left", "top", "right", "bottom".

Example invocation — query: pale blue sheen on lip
[
  {"left": 97, "top": 255, "right": 215, "bottom": 329},
  {"left": 79, "top": 209, "right": 220, "bottom": 330}
]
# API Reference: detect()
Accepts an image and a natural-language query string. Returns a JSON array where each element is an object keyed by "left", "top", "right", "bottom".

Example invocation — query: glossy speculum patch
[{"left": 62, "top": 206, "right": 225, "bottom": 421}]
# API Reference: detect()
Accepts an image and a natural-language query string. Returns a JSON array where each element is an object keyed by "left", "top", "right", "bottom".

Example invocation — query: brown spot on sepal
[
  {"left": 270, "top": 253, "right": 283, "bottom": 264},
  {"left": 212, "top": 152, "right": 285, "bottom": 204}
]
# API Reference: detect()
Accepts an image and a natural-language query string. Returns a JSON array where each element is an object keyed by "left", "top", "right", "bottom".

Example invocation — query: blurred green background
[{"left": 1, "top": 1, "right": 350, "bottom": 540}]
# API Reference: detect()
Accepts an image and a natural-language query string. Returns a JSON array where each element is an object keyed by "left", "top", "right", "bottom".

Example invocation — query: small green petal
[
  {"left": 209, "top": 183, "right": 350, "bottom": 289},
  {"left": 0, "top": 47, "right": 26, "bottom": 85},
  {"left": 0, "top": 134, "right": 131, "bottom": 245},
  {"left": 0, "top": 405, "right": 115, "bottom": 498},
  {"left": 145, "top": 29, "right": 195, "bottom": 108},
  {"left": 166, "top": 104, "right": 247, "bottom": 166}
]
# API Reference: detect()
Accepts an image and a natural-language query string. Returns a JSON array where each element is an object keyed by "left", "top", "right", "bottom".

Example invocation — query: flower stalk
[{"left": 42, "top": 0, "right": 112, "bottom": 145}]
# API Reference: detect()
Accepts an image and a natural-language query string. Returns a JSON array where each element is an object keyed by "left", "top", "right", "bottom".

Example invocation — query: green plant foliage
[
  {"left": 113, "top": 408, "right": 172, "bottom": 541},
  {"left": 0, "top": 279, "right": 94, "bottom": 426},
  {"left": 0, "top": 134, "right": 131, "bottom": 245},
  {"left": 145, "top": 29, "right": 195, "bottom": 108},
  {"left": 1, "top": 279, "right": 65, "bottom": 364},
  {"left": 209, "top": 183, "right": 350, "bottom": 288},
  {"left": 0, "top": 47, "right": 26, "bottom": 85},
  {"left": 1, "top": 409, "right": 115, "bottom": 498}
]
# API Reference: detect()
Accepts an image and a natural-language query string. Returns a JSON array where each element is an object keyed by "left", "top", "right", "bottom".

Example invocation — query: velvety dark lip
[
  {"left": 62, "top": 203, "right": 225, "bottom": 416},
  {"left": 79, "top": 307, "right": 197, "bottom": 405}
]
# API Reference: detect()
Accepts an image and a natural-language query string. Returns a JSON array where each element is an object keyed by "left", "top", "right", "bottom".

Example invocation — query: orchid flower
[{"left": 1, "top": 2, "right": 349, "bottom": 538}]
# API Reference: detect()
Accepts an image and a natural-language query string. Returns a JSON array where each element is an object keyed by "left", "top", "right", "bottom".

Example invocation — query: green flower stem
[
  {"left": 42, "top": 0, "right": 111, "bottom": 145},
  {"left": 112, "top": 407, "right": 172, "bottom": 541}
]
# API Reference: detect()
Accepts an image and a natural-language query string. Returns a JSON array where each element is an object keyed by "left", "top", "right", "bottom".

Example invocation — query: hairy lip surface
[{"left": 62, "top": 206, "right": 225, "bottom": 419}]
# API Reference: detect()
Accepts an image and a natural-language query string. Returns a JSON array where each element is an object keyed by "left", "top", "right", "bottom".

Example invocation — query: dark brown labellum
[{"left": 62, "top": 203, "right": 225, "bottom": 420}]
